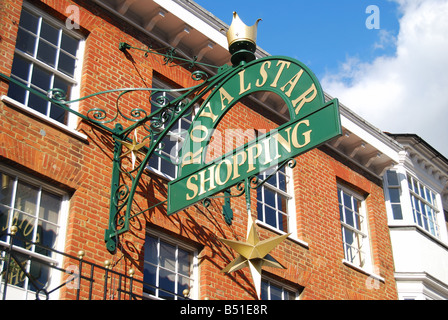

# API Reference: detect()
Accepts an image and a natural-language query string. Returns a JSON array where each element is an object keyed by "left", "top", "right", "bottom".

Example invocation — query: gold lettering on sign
[
  {"left": 271, "top": 61, "right": 291, "bottom": 88},
  {"left": 186, "top": 174, "right": 198, "bottom": 200},
  {"left": 272, "top": 126, "right": 293, "bottom": 159},
  {"left": 199, "top": 165, "right": 216, "bottom": 196},
  {"left": 215, "top": 159, "right": 232, "bottom": 186},
  {"left": 219, "top": 87, "right": 234, "bottom": 110},
  {"left": 292, "top": 120, "right": 312, "bottom": 148},
  {"left": 182, "top": 118, "right": 316, "bottom": 203},
  {"left": 232, "top": 150, "right": 247, "bottom": 180},
  {"left": 256, "top": 61, "right": 271, "bottom": 87},
  {"left": 280, "top": 69, "right": 304, "bottom": 97},
  {"left": 190, "top": 125, "right": 209, "bottom": 143},
  {"left": 292, "top": 83, "right": 317, "bottom": 115},
  {"left": 181, "top": 147, "right": 203, "bottom": 167},
  {"left": 199, "top": 101, "right": 218, "bottom": 123},
  {"left": 238, "top": 70, "right": 251, "bottom": 95}
]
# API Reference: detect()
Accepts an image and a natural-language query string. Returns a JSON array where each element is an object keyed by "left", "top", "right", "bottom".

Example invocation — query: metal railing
[{"left": 0, "top": 226, "right": 189, "bottom": 300}]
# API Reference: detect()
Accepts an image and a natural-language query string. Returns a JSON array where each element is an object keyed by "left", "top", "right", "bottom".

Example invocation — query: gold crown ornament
[{"left": 226, "top": 12, "right": 261, "bottom": 65}]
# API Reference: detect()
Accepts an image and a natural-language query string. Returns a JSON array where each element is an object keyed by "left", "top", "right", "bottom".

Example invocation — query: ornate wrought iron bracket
[
  {"left": 118, "top": 42, "right": 221, "bottom": 70},
  {"left": 0, "top": 44, "right": 241, "bottom": 253}
]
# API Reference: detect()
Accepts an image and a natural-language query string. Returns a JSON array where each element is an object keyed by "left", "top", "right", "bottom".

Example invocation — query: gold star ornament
[
  {"left": 119, "top": 130, "right": 147, "bottom": 169},
  {"left": 219, "top": 214, "right": 290, "bottom": 299}
]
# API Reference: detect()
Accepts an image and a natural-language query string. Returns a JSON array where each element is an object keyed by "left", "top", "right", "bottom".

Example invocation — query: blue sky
[
  {"left": 195, "top": 0, "right": 448, "bottom": 159},
  {"left": 195, "top": 0, "right": 400, "bottom": 83}
]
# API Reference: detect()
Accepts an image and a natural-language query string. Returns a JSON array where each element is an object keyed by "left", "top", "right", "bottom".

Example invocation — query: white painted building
[{"left": 384, "top": 134, "right": 448, "bottom": 299}]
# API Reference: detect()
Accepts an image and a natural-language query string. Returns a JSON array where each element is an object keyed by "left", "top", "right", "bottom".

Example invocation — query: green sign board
[{"left": 167, "top": 56, "right": 341, "bottom": 215}]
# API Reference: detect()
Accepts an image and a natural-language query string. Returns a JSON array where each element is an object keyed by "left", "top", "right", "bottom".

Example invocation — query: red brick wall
[{"left": 0, "top": 0, "right": 398, "bottom": 300}]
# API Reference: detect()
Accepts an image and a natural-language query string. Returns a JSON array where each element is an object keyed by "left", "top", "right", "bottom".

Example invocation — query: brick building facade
[{"left": 0, "top": 0, "right": 401, "bottom": 300}]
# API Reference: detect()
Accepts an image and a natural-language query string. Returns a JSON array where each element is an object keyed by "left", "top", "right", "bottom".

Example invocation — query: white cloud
[{"left": 322, "top": 0, "right": 448, "bottom": 158}]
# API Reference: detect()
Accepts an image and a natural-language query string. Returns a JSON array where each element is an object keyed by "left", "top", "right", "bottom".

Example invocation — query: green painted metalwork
[
  {"left": 0, "top": 43, "right": 243, "bottom": 253},
  {"left": 0, "top": 41, "right": 341, "bottom": 253}
]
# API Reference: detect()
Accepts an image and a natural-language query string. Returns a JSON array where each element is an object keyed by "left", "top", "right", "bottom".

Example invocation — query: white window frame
[
  {"left": 406, "top": 174, "right": 441, "bottom": 238},
  {"left": 256, "top": 165, "right": 297, "bottom": 239},
  {"left": 0, "top": 164, "right": 69, "bottom": 300},
  {"left": 338, "top": 184, "right": 373, "bottom": 272},
  {"left": 143, "top": 229, "right": 199, "bottom": 300},
  {"left": 1, "top": 1, "right": 86, "bottom": 140},
  {"left": 384, "top": 170, "right": 404, "bottom": 221},
  {"left": 261, "top": 275, "right": 300, "bottom": 300}
]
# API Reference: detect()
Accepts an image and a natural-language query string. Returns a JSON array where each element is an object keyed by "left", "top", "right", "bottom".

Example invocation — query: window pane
[
  {"left": 160, "top": 241, "right": 176, "bottom": 271},
  {"left": 31, "top": 65, "right": 52, "bottom": 91},
  {"left": 389, "top": 188, "right": 400, "bottom": 203},
  {"left": 177, "top": 275, "right": 191, "bottom": 299},
  {"left": 407, "top": 175, "right": 413, "bottom": 191},
  {"left": 147, "top": 156, "right": 159, "bottom": 173},
  {"left": 343, "top": 227, "right": 354, "bottom": 246},
  {"left": 160, "top": 158, "right": 176, "bottom": 179},
  {"left": 6, "top": 251, "right": 28, "bottom": 289},
  {"left": 37, "top": 41, "right": 57, "bottom": 67},
  {"left": 424, "top": 189, "right": 432, "bottom": 204},
  {"left": 28, "top": 94, "right": 49, "bottom": 115},
  {"left": 386, "top": 170, "right": 399, "bottom": 186},
  {"left": 278, "top": 171, "right": 287, "bottom": 191},
  {"left": 178, "top": 248, "right": 192, "bottom": 276},
  {"left": 159, "top": 268, "right": 175, "bottom": 300},
  {"left": 266, "top": 171, "right": 277, "bottom": 187},
  {"left": 354, "top": 212, "right": 362, "bottom": 230},
  {"left": 11, "top": 55, "right": 31, "bottom": 81},
  {"left": 144, "top": 235, "right": 158, "bottom": 264},
  {"left": 161, "top": 136, "right": 177, "bottom": 157},
  {"left": 353, "top": 198, "right": 361, "bottom": 213},
  {"left": 277, "top": 194, "right": 287, "bottom": 213},
  {"left": 40, "top": 21, "right": 59, "bottom": 44},
  {"left": 343, "top": 193, "right": 352, "bottom": 210},
  {"left": 265, "top": 206, "right": 277, "bottom": 228},
  {"left": 39, "top": 190, "right": 61, "bottom": 223},
  {"left": 261, "top": 281, "right": 268, "bottom": 300},
  {"left": 263, "top": 188, "right": 276, "bottom": 208},
  {"left": 7, "top": 81, "right": 28, "bottom": 105},
  {"left": 50, "top": 76, "right": 70, "bottom": 124},
  {"left": 19, "top": 10, "right": 39, "bottom": 34},
  {"left": 419, "top": 183, "right": 425, "bottom": 198},
  {"left": 279, "top": 212, "right": 288, "bottom": 232},
  {"left": 345, "top": 208, "right": 354, "bottom": 227},
  {"left": 58, "top": 51, "right": 76, "bottom": 77},
  {"left": 61, "top": 33, "right": 78, "bottom": 56},
  {"left": 0, "top": 207, "right": 12, "bottom": 242},
  {"left": 15, "top": 181, "right": 38, "bottom": 215},
  {"left": 16, "top": 28, "right": 37, "bottom": 55},
  {"left": 269, "top": 284, "right": 282, "bottom": 300},
  {"left": 143, "top": 263, "right": 157, "bottom": 295},
  {"left": 49, "top": 103, "right": 68, "bottom": 124},
  {"left": 28, "top": 259, "right": 51, "bottom": 292},
  {"left": 12, "top": 210, "right": 36, "bottom": 246},
  {"left": 36, "top": 220, "right": 58, "bottom": 253},
  {"left": 392, "top": 204, "right": 403, "bottom": 220},
  {"left": 413, "top": 179, "right": 419, "bottom": 196}
]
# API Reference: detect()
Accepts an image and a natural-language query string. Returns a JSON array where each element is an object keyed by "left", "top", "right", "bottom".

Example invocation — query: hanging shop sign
[{"left": 167, "top": 56, "right": 342, "bottom": 214}]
